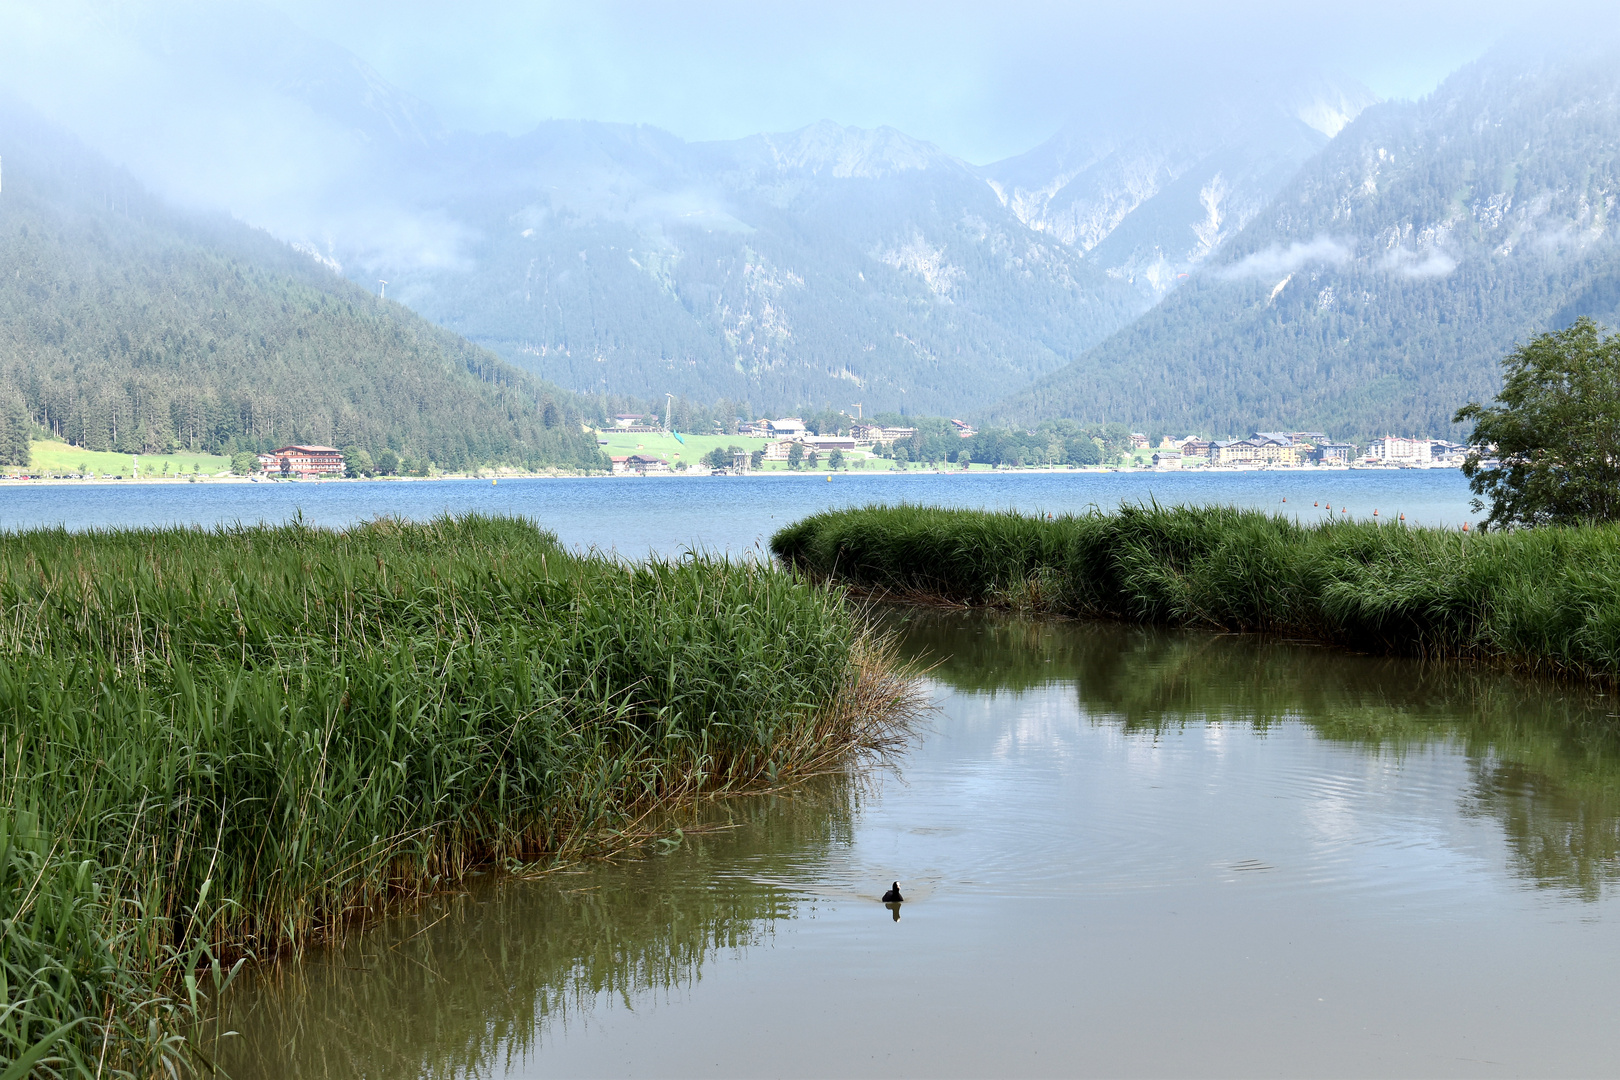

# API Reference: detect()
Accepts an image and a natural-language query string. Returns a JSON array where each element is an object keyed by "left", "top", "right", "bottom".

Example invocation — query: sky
[{"left": 248, "top": 0, "right": 1557, "bottom": 164}]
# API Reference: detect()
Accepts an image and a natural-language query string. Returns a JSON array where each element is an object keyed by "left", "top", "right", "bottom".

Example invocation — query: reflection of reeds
[
  {"left": 775, "top": 502, "right": 1620, "bottom": 679},
  {"left": 216, "top": 774, "right": 861, "bottom": 1079},
  {"left": 0, "top": 515, "right": 923, "bottom": 1075},
  {"left": 891, "top": 604, "right": 1620, "bottom": 902}
]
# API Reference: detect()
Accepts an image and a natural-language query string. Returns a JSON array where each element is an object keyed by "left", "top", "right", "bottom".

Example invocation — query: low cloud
[
  {"left": 1220, "top": 236, "right": 1353, "bottom": 279},
  {"left": 1382, "top": 245, "right": 1457, "bottom": 278}
]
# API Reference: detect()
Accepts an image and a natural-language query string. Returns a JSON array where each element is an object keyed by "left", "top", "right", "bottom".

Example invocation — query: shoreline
[
  {"left": 0, "top": 463, "right": 1465, "bottom": 487},
  {"left": 772, "top": 503, "right": 1620, "bottom": 684}
]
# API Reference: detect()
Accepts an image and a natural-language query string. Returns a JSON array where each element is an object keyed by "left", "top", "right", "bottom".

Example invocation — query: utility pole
[{"left": 850, "top": 402, "right": 863, "bottom": 420}]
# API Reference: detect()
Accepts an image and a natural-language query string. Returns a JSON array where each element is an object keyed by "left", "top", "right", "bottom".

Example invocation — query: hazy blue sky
[{"left": 255, "top": 0, "right": 1563, "bottom": 163}]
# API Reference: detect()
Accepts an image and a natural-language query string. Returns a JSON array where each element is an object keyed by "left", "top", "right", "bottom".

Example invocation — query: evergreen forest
[{"left": 0, "top": 106, "right": 606, "bottom": 472}]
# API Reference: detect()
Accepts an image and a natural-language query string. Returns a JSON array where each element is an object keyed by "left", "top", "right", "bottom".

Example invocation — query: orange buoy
[
  {"left": 1373, "top": 509, "right": 1378, "bottom": 516},
  {"left": 1400, "top": 513, "right": 1405, "bottom": 521},
  {"left": 1314, "top": 501, "right": 1319, "bottom": 507},
  {"left": 1463, "top": 522, "right": 1470, "bottom": 532}
]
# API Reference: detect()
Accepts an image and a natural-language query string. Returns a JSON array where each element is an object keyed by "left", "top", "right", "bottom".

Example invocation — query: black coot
[{"left": 881, "top": 881, "right": 903, "bottom": 903}]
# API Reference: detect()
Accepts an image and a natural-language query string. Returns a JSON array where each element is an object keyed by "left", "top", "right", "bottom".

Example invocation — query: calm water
[
  {"left": 217, "top": 612, "right": 1620, "bottom": 1078},
  {"left": 1, "top": 469, "right": 1474, "bottom": 553}
]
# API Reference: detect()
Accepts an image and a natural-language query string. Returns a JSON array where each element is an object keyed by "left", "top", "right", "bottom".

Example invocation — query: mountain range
[
  {"left": 993, "top": 44, "right": 1620, "bottom": 440},
  {"left": 0, "top": 2, "right": 1376, "bottom": 418},
  {"left": 6, "top": 4, "right": 1620, "bottom": 444}
]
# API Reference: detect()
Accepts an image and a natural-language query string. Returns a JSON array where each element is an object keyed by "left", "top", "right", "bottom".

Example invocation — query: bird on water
[{"left": 882, "top": 881, "right": 903, "bottom": 903}]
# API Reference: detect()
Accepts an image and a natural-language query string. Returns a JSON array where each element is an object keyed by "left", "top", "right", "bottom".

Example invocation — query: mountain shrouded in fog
[
  {"left": 0, "top": 2, "right": 1378, "bottom": 416},
  {"left": 4, "top": 2, "right": 1618, "bottom": 432},
  {"left": 0, "top": 101, "right": 606, "bottom": 471},
  {"left": 989, "top": 44, "right": 1620, "bottom": 441}
]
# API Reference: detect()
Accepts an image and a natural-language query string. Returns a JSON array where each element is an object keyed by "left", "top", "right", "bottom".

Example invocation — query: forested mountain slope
[
  {"left": 988, "top": 47, "right": 1620, "bottom": 442},
  {"left": 0, "top": 105, "right": 605, "bottom": 471},
  {"left": 0, "top": 4, "right": 1386, "bottom": 417},
  {"left": 347, "top": 120, "right": 1149, "bottom": 416}
]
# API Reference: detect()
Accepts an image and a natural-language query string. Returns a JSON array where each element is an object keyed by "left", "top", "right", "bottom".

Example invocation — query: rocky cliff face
[{"left": 982, "top": 74, "right": 1378, "bottom": 300}]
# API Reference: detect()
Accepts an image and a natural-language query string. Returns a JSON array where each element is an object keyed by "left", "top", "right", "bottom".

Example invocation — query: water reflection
[
  {"left": 218, "top": 611, "right": 1620, "bottom": 1078},
  {"left": 892, "top": 608, "right": 1620, "bottom": 901},
  {"left": 217, "top": 779, "right": 861, "bottom": 1077}
]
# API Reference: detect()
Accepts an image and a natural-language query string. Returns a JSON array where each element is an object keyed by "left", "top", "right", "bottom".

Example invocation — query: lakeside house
[
  {"left": 766, "top": 417, "right": 807, "bottom": 437},
  {"left": 1367, "top": 436, "right": 1433, "bottom": 465},
  {"left": 259, "top": 445, "right": 344, "bottom": 477},
  {"left": 1211, "top": 433, "right": 1302, "bottom": 466},
  {"left": 852, "top": 424, "right": 917, "bottom": 444},
  {"left": 1312, "top": 442, "right": 1356, "bottom": 464},
  {"left": 610, "top": 454, "right": 671, "bottom": 475},
  {"left": 801, "top": 435, "right": 856, "bottom": 451}
]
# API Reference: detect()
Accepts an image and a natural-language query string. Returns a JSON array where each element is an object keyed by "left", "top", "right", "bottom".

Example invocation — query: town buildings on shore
[{"left": 1148, "top": 431, "right": 1465, "bottom": 470}]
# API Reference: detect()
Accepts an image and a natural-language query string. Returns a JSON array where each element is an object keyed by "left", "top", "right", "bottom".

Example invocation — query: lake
[
  {"left": 214, "top": 610, "right": 1620, "bottom": 1078},
  {"left": 1, "top": 468, "right": 1476, "bottom": 553},
  {"left": 23, "top": 469, "right": 1589, "bottom": 1077}
]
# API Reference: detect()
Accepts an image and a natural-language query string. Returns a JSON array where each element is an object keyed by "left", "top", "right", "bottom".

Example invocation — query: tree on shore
[
  {"left": 1455, "top": 318, "right": 1620, "bottom": 529},
  {"left": 787, "top": 442, "right": 804, "bottom": 470}
]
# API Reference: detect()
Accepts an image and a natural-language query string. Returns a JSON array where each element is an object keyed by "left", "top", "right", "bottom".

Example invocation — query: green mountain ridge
[
  {"left": 985, "top": 47, "right": 1620, "bottom": 443},
  {"left": 0, "top": 104, "right": 606, "bottom": 472}
]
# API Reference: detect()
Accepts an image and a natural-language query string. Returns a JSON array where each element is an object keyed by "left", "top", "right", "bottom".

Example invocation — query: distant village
[
  {"left": 605, "top": 412, "right": 1471, "bottom": 476},
  {"left": 1138, "top": 431, "right": 1471, "bottom": 470}
]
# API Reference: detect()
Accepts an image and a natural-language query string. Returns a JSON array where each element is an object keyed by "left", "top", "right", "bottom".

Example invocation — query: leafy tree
[
  {"left": 827, "top": 449, "right": 844, "bottom": 470},
  {"left": 787, "top": 442, "right": 804, "bottom": 470},
  {"left": 699, "top": 445, "right": 742, "bottom": 470},
  {"left": 343, "top": 446, "right": 375, "bottom": 477},
  {"left": 749, "top": 448, "right": 764, "bottom": 469},
  {"left": 806, "top": 450, "right": 820, "bottom": 470},
  {"left": 1455, "top": 318, "right": 1620, "bottom": 529},
  {"left": 374, "top": 449, "right": 400, "bottom": 476}
]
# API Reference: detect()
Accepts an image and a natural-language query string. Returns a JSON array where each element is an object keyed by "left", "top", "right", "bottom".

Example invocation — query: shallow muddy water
[{"left": 216, "top": 612, "right": 1620, "bottom": 1078}]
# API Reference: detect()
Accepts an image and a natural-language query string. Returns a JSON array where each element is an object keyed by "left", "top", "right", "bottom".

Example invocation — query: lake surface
[
  {"left": 216, "top": 611, "right": 1620, "bottom": 1078},
  {"left": 1, "top": 469, "right": 1474, "bottom": 553}
]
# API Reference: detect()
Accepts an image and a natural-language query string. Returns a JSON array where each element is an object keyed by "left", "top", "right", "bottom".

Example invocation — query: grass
[
  {"left": 771, "top": 501, "right": 1620, "bottom": 681},
  {"left": 594, "top": 430, "right": 912, "bottom": 472},
  {"left": 595, "top": 430, "right": 772, "bottom": 467},
  {"left": 18, "top": 439, "right": 230, "bottom": 478},
  {"left": 0, "top": 514, "right": 922, "bottom": 1076}
]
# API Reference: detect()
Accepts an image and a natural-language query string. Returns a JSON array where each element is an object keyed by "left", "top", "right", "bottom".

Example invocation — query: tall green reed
[
  {"left": 2, "top": 514, "right": 917, "bottom": 1075},
  {"left": 772, "top": 502, "right": 1620, "bottom": 680}
]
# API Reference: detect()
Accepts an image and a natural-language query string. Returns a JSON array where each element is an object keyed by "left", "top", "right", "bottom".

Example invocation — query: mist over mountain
[
  {"left": 984, "top": 74, "right": 1379, "bottom": 300},
  {"left": 0, "top": 3, "right": 1392, "bottom": 417},
  {"left": 0, "top": 102, "right": 605, "bottom": 471},
  {"left": 8, "top": 3, "right": 1619, "bottom": 436},
  {"left": 987, "top": 44, "right": 1620, "bottom": 442}
]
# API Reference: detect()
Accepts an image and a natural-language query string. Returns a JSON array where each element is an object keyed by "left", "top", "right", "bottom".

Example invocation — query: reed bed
[
  {"left": 0, "top": 514, "right": 922, "bottom": 1077},
  {"left": 772, "top": 502, "right": 1620, "bottom": 679}
]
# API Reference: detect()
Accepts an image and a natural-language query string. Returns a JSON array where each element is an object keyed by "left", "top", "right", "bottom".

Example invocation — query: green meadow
[{"left": 16, "top": 438, "right": 231, "bottom": 478}]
